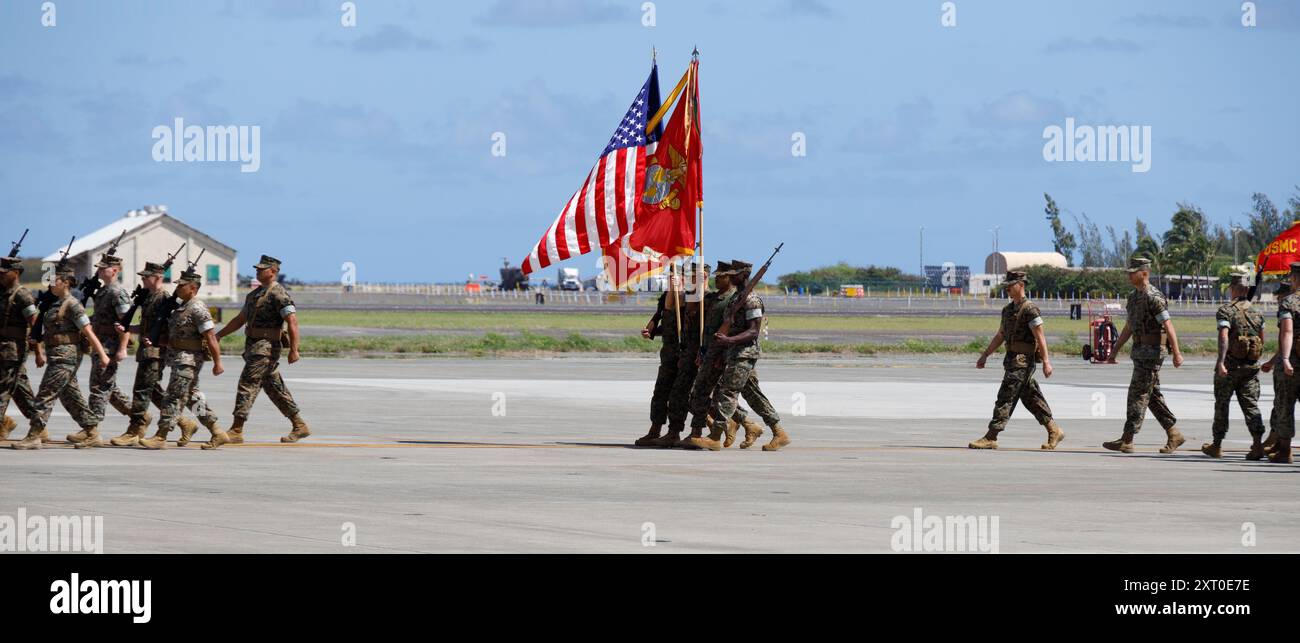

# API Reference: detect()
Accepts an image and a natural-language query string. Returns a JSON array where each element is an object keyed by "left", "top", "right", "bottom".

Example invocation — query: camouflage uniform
[
  {"left": 0, "top": 279, "right": 38, "bottom": 427},
  {"left": 1271, "top": 293, "right": 1300, "bottom": 441},
  {"left": 666, "top": 296, "right": 702, "bottom": 432},
  {"left": 126, "top": 288, "right": 170, "bottom": 425},
  {"left": 707, "top": 292, "right": 781, "bottom": 431},
  {"left": 86, "top": 280, "right": 132, "bottom": 424},
  {"left": 648, "top": 292, "right": 681, "bottom": 428},
  {"left": 27, "top": 295, "right": 97, "bottom": 432},
  {"left": 987, "top": 299, "right": 1054, "bottom": 432},
  {"left": 1123, "top": 283, "right": 1178, "bottom": 435},
  {"left": 155, "top": 297, "right": 220, "bottom": 436},
  {"left": 232, "top": 280, "right": 301, "bottom": 423},
  {"left": 687, "top": 286, "right": 750, "bottom": 431},
  {"left": 1212, "top": 298, "right": 1264, "bottom": 439}
]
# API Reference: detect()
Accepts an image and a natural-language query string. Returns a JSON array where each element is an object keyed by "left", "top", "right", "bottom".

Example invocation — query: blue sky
[{"left": 2, "top": 0, "right": 1297, "bottom": 282}]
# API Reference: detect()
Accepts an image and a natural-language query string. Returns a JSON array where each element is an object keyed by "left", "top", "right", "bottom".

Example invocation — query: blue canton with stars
[{"left": 601, "top": 65, "right": 662, "bottom": 156}]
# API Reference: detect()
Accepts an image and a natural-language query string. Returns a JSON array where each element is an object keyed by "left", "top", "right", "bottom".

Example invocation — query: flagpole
[
  {"left": 690, "top": 53, "right": 704, "bottom": 347},
  {"left": 672, "top": 261, "right": 682, "bottom": 338}
]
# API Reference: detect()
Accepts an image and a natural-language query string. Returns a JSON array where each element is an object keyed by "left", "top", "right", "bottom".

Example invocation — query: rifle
[
  {"left": 119, "top": 243, "right": 186, "bottom": 332},
  {"left": 716, "top": 243, "right": 783, "bottom": 338},
  {"left": 78, "top": 229, "right": 126, "bottom": 305},
  {"left": 147, "top": 248, "right": 204, "bottom": 348},
  {"left": 31, "top": 236, "right": 75, "bottom": 343},
  {"left": 8, "top": 228, "right": 27, "bottom": 257}
]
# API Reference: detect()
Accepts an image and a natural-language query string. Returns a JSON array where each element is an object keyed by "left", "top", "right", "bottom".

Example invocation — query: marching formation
[
  {"left": 965, "top": 257, "right": 1294, "bottom": 464},
  {"left": 635, "top": 250, "right": 791, "bottom": 452},
  {"left": 0, "top": 231, "right": 309, "bottom": 451}
]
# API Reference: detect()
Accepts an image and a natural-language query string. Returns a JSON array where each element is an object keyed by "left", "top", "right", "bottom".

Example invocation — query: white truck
[{"left": 557, "top": 267, "right": 582, "bottom": 291}]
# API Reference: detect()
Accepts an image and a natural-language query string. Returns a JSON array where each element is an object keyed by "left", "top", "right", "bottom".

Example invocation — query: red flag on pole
[{"left": 602, "top": 60, "right": 701, "bottom": 288}]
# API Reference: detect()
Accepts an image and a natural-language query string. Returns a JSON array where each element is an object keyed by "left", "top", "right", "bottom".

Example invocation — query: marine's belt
[
  {"left": 246, "top": 327, "right": 282, "bottom": 340},
  {"left": 169, "top": 337, "right": 206, "bottom": 352},
  {"left": 1135, "top": 333, "right": 1163, "bottom": 346},
  {"left": 0, "top": 327, "right": 28, "bottom": 339},
  {"left": 45, "top": 332, "right": 80, "bottom": 347},
  {"left": 1006, "top": 340, "right": 1037, "bottom": 355}
]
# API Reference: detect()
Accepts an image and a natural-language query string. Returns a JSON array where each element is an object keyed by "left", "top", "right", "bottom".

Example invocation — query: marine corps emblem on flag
[{"left": 641, "top": 146, "right": 688, "bottom": 212}]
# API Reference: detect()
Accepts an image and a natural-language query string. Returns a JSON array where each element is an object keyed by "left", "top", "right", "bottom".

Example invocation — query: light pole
[{"left": 1231, "top": 224, "right": 1243, "bottom": 264}]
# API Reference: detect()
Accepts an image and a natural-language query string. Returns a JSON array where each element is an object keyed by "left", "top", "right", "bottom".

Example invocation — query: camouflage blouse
[
  {"left": 999, "top": 299, "right": 1043, "bottom": 348},
  {"left": 0, "top": 284, "right": 36, "bottom": 360},
  {"left": 43, "top": 294, "right": 90, "bottom": 362},
  {"left": 90, "top": 282, "right": 130, "bottom": 347},
  {"left": 724, "top": 293, "right": 764, "bottom": 360},
  {"left": 241, "top": 281, "right": 296, "bottom": 356},
  {"left": 166, "top": 297, "right": 214, "bottom": 366}
]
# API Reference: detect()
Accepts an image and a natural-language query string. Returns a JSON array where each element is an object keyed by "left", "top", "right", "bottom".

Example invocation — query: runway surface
[{"left": 2, "top": 355, "right": 1296, "bottom": 553}]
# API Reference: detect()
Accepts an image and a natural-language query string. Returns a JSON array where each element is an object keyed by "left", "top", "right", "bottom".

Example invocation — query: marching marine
[
  {"left": 11, "top": 266, "right": 112, "bottom": 450},
  {"left": 689, "top": 259, "right": 789, "bottom": 451},
  {"left": 138, "top": 266, "right": 228, "bottom": 449},
  {"left": 1263, "top": 263, "right": 1300, "bottom": 463},
  {"left": 68, "top": 253, "right": 133, "bottom": 445},
  {"left": 0, "top": 256, "right": 38, "bottom": 440},
  {"left": 1103, "top": 256, "right": 1185, "bottom": 454},
  {"left": 1262, "top": 281, "right": 1293, "bottom": 455},
  {"left": 215, "top": 255, "right": 310, "bottom": 443},
  {"left": 968, "top": 270, "right": 1064, "bottom": 450},
  {"left": 1202, "top": 270, "right": 1266, "bottom": 459}
]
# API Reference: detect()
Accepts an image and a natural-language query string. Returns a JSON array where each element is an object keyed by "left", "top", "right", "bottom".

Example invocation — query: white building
[
  {"left": 42, "top": 205, "right": 238, "bottom": 302},
  {"left": 984, "top": 251, "right": 1070, "bottom": 274}
]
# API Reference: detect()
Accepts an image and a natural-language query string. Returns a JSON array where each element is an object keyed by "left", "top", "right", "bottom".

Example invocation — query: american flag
[{"left": 521, "top": 65, "right": 662, "bottom": 275}]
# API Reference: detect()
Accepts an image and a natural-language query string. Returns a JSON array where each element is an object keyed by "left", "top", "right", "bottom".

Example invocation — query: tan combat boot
[
  {"left": 1159, "top": 426, "right": 1186, "bottom": 454},
  {"left": 66, "top": 427, "right": 93, "bottom": 444},
  {"left": 137, "top": 427, "right": 172, "bottom": 450},
  {"left": 738, "top": 418, "right": 764, "bottom": 449},
  {"left": 225, "top": 418, "right": 245, "bottom": 444},
  {"left": 281, "top": 416, "right": 311, "bottom": 443},
  {"left": 0, "top": 414, "right": 16, "bottom": 440},
  {"left": 72, "top": 427, "right": 101, "bottom": 449},
  {"left": 762, "top": 424, "right": 791, "bottom": 451},
  {"left": 687, "top": 424, "right": 725, "bottom": 451},
  {"left": 110, "top": 413, "right": 152, "bottom": 447},
  {"left": 1102, "top": 430, "right": 1136, "bottom": 454},
  {"left": 10, "top": 427, "right": 43, "bottom": 450},
  {"left": 175, "top": 417, "right": 200, "bottom": 447},
  {"left": 1262, "top": 430, "right": 1278, "bottom": 455},
  {"left": 1041, "top": 420, "right": 1066, "bottom": 450},
  {"left": 968, "top": 429, "right": 999, "bottom": 450},
  {"left": 200, "top": 424, "right": 230, "bottom": 450},
  {"left": 1200, "top": 439, "right": 1223, "bottom": 458},
  {"left": 1268, "top": 438, "right": 1293, "bottom": 464},
  {"left": 722, "top": 418, "right": 740, "bottom": 448},
  {"left": 634, "top": 424, "right": 663, "bottom": 447},
  {"left": 679, "top": 425, "right": 706, "bottom": 450}
]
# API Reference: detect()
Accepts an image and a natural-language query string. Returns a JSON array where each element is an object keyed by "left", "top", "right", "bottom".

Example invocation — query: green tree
[
  {"left": 1044, "top": 193, "right": 1076, "bottom": 266},
  {"left": 1243, "top": 192, "right": 1286, "bottom": 256},
  {"left": 1162, "top": 203, "right": 1216, "bottom": 296}
]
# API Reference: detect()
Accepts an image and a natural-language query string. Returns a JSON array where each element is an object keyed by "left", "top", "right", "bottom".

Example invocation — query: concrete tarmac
[{"left": 1, "top": 355, "right": 1296, "bottom": 553}]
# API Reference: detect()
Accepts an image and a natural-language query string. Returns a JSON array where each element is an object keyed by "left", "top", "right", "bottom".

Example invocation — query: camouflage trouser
[
  {"left": 1212, "top": 365, "right": 1264, "bottom": 439},
  {"left": 30, "top": 353, "right": 95, "bottom": 430},
  {"left": 688, "top": 347, "right": 749, "bottom": 430},
  {"left": 1124, "top": 356, "right": 1177, "bottom": 435},
  {"left": 128, "top": 358, "right": 167, "bottom": 424},
  {"left": 86, "top": 355, "right": 131, "bottom": 425},
  {"left": 987, "top": 359, "right": 1053, "bottom": 432},
  {"left": 708, "top": 356, "right": 782, "bottom": 430},
  {"left": 1269, "top": 365, "right": 1282, "bottom": 433},
  {"left": 667, "top": 347, "right": 699, "bottom": 431},
  {"left": 649, "top": 342, "right": 680, "bottom": 426},
  {"left": 0, "top": 359, "right": 37, "bottom": 420},
  {"left": 1270, "top": 368, "right": 1300, "bottom": 440},
  {"left": 157, "top": 361, "right": 219, "bottom": 433},
  {"left": 233, "top": 351, "right": 300, "bottom": 421}
]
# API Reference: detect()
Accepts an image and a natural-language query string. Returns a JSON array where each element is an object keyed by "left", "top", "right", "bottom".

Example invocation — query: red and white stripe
[{"left": 521, "top": 143, "right": 653, "bottom": 275}]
